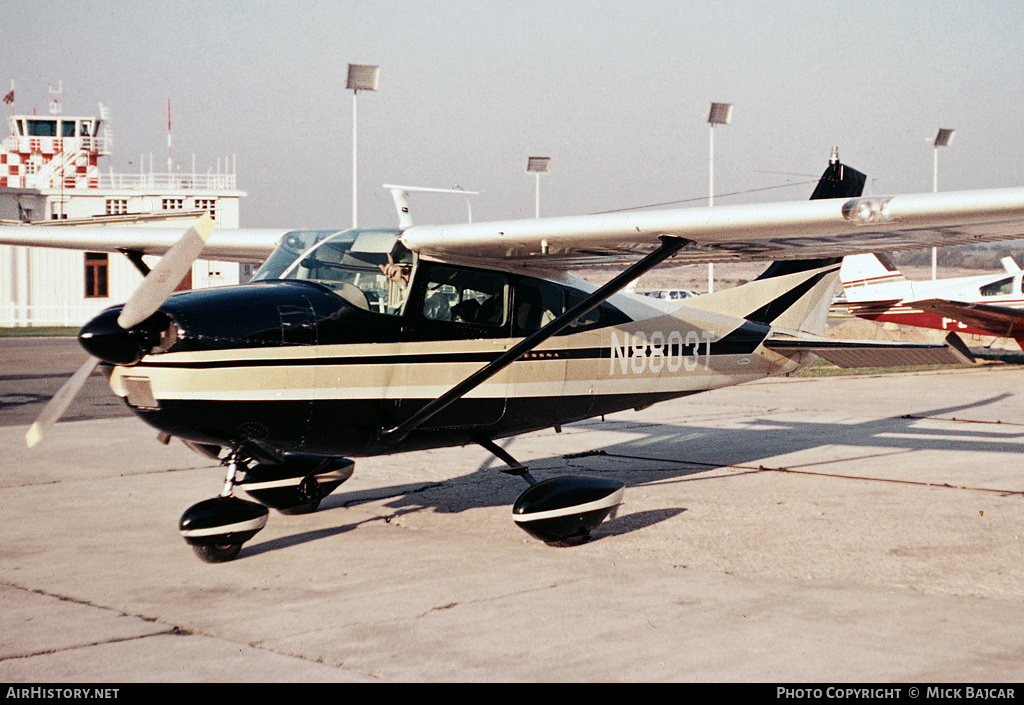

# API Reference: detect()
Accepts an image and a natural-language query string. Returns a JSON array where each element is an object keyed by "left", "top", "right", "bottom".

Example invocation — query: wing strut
[
  {"left": 118, "top": 249, "right": 152, "bottom": 276},
  {"left": 379, "top": 236, "right": 688, "bottom": 445}
]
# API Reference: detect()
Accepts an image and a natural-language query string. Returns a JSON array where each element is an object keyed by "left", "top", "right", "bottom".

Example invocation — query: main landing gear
[
  {"left": 178, "top": 441, "right": 622, "bottom": 563},
  {"left": 178, "top": 451, "right": 354, "bottom": 563},
  {"left": 479, "top": 439, "right": 624, "bottom": 547}
]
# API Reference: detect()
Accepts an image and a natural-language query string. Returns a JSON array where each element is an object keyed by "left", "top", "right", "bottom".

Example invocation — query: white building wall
[
  {"left": 2, "top": 245, "right": 146, "bottom": 326},
  {"left": 0, "top": 190, "right": 245, "bottom": 326}
]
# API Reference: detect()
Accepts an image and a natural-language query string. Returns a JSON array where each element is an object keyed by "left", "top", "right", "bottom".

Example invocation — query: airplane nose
[{"left": 78, "top": 307, "right": 175, "bottom": 366}]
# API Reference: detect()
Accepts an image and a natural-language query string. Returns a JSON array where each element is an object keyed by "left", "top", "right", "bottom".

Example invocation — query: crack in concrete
[
  {"left": 414, "top": 581, "right": 570, "bottom": 619},
  {"left": 0, "top": 580, "right": 355, "bottom": 675}
]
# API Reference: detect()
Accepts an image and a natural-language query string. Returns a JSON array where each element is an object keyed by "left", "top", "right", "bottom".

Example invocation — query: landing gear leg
[
  {"left": 478, "top": 437, "right": 538, "bottom": 486},
  {"left": 179, "top": 451, "right": 269, "bottom": 563},
  {"left": 478, "top": 438, "right": 625, "bottom": 547}
]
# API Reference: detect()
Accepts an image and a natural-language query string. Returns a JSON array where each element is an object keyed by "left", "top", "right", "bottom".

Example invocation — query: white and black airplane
[{"left": 4, "top": 154, "right": 1024, "bottom": 562}]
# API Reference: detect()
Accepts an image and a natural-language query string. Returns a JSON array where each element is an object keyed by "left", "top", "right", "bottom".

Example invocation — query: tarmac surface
[{"left": 1, "top": 338, "right": 1024, "bottom": 682}]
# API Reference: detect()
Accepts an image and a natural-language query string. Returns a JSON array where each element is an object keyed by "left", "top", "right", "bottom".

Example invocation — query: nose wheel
[
  {"left": 179, "top": 455, "right": 269, "bottom": 563},
  {"left": 179, "top": 450, "right": 355, "bottom": 563},
  {"left": 192, "top": 542, "right": 243, "bottom": 563}
]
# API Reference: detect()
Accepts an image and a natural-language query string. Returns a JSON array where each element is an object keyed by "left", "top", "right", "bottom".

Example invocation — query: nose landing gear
[
  {"left": 179, "top": 450, "right": 354, "bottom": 563},
  {"left": 179, "top": 455, "right": 268, "bottom": 563},
  {"left": 179, "top": 494, "right": 269, "bottom": 563}
]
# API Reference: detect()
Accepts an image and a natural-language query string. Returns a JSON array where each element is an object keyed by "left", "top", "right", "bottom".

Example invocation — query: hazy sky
[{"left": 5, "top": 0, "right": 1024, "bottom": 229}]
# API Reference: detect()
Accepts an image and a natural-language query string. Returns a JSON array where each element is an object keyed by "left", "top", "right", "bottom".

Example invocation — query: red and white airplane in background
[{"left": 840, "top": 252, "right": 1024, "bottom": 350}]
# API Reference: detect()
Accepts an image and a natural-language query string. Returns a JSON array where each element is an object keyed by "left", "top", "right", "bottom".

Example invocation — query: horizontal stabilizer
[{"left": 765, "top": 331, "right": 974, "bottom": 368}]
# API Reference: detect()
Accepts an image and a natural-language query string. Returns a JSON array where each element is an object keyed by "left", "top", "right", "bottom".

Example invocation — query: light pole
[
  {"left": 527, "top": 157, "right": 550, "bottom": 218},
  {"left": 347, "top": 64, "right": 380, "bottom": 228},
  {"left": 931, "top": 128, "right": 955, "bottom": 279},
  {"left": 707, "top": 102, "right": 733, "bottom": 293}
]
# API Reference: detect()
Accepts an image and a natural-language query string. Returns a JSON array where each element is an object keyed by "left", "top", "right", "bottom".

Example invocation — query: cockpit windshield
[{"left": 251, "top": 229, "right": 414, "bottom": 315}]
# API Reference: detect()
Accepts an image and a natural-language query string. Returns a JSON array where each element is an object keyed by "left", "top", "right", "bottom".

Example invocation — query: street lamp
[
  {"left": 706, "top": 102, "right": 733, "bottom": 293},
  {"left": 931, "top": 128, "right": 955, "bottom": 279},
  {"left": 347, "top": 64, "right": 380, "bottom": 228},
  {"left": 527, "top": 157, "right": 551, "bottom": 218}
]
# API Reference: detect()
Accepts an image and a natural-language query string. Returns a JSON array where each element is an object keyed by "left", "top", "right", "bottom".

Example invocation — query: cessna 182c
[
  {"left": 4, "top": 153, "right": 1024, "bottom": 562},
  {"left": 840, "top": 252, "right": 1024, "bottom": 351}
]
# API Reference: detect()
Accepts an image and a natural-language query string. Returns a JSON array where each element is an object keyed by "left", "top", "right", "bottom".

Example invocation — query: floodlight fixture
[
  {"left": 527, "top": 157, "right": 551, "bottom": 218},
  {"left": 527, "top": 157, "right": 551, "bottom": 173},
  {"left": 346, "top": 64, "right": 380, "bottom": 92},
  {"left": 347, "top": 64, "right": 380, "bottom": 227},
  {"left": 707, "top": 102, "right": 733, "bottom": 126},
  {"left": 933, "top": 128, "right": 955, "bottom": 148}
]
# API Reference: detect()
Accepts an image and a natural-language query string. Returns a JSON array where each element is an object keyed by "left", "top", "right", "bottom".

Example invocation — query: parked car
[{"left": 641, "top": 289, "right": 699, "bottom": 301}]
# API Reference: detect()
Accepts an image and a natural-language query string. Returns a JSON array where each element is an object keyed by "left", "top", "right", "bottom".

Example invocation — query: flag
[{"left": 3, "top": 89, "right": 12, "bottom": 104}]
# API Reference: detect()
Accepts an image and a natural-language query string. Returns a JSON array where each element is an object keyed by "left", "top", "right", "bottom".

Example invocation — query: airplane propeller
[
  {"left": 26, "top": 214, "right": 215, "bottom": 448},
  {"left": 117, "top": 214, "right": 214, "bottom": 329}
]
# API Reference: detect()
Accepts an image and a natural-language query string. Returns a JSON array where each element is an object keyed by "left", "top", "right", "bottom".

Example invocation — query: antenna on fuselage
[{"left": 383, "top": 184, "right": 479, "bottom": 228}]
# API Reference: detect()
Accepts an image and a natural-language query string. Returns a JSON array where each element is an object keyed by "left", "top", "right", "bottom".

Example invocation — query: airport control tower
[{"left": 0, "top": 85, "right": 247, "bottom": 326}]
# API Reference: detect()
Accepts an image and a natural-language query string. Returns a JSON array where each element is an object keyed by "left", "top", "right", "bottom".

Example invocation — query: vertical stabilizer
[
  {"left": 688, "top": 152, "right": 866, "bottom": 335},
  {"left": 809, "top": 146, "right": 867, "bottom": 200},
  {"left": 840, "top": 253, "right": 906, "bottom": 291}
]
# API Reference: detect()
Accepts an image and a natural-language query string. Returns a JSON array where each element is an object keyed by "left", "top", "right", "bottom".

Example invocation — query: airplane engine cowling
[{"left": 512, "top": 476, "right": 624, "bottom": 546}]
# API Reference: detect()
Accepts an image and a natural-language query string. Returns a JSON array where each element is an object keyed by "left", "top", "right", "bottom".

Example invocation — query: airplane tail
[
  {"left": 840, "top": 253, "right": 906, "bottom": 292},
  {"left": 687, "top": 151, "right": 865, "bottom": 335}
]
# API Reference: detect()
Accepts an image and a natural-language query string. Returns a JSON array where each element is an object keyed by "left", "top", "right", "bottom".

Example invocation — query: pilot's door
[{"left": 401, "top": 263, "right": 511, "bottom": 429}]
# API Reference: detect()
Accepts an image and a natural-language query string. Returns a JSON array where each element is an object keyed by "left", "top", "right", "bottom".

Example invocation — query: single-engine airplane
[
  {"left": 840, "top": 252, "right": 1024, "bottom": 351},
  {"left": 4, "top": 152, "right": 1024, "bottom": 562}
]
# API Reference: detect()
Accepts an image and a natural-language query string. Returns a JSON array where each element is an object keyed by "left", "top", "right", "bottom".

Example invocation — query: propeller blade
[
  {"left": 29, "top": 216, "right": 214, "bottom": 446},
  {"left": 117, "top": 214, "right": 215, "bottom": 329},
  {"left": 26, "top": 356, "right": 100, "bottom": 448}
]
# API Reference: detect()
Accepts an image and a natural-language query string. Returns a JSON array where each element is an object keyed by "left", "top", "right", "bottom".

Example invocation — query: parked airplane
[
  {"left": 840, "top": 252, "right": 1024, "bottom": 350},
  {"left": 3, "top": 153, "right": 1024, "bottom": 562}
]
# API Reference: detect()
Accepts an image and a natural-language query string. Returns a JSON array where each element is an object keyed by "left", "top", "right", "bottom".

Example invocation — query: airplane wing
[
  {"left": 401, "top": 188, "right": 1024, "bottom": 269},
  {"left": 4, "top": 188, "right": 1024, "bottom": 270},
  {"left": 765, "top": 332, "right": 975, "bottom": 368},
  {"left": 910, "top": 298, "right": 1024, "bottom": 342},
  {"left": 0, "top": 224, "right": 287, "bottom": 263}
]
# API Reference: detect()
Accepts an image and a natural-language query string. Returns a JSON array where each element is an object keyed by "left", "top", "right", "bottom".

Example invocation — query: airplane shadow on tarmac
[{"left": 238, "top": 392, "right": 1022, "bottom": 559}]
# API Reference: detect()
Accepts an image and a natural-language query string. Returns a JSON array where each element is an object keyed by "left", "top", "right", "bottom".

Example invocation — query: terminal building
[{"left": 0, "top": 90, "right": 247, "bottom": 326}]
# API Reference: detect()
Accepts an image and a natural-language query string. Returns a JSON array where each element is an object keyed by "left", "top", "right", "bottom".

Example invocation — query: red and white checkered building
[{"left": 1, "top": 98, "right": 247, "bottom": 326}]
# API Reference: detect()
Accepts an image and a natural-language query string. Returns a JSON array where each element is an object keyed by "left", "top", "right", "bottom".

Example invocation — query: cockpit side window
[
  {"left": 514, "top": 276, "right": 631, "bottom": 335},
  {"left": 980, "top": 277, "right": 1013, "bottom": 297},
  {"left": 421, "top": 265, "right": 508, "bottom": 327},
  {"left": 513, "top": 278, "right": 563, "bottom": 334}
]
